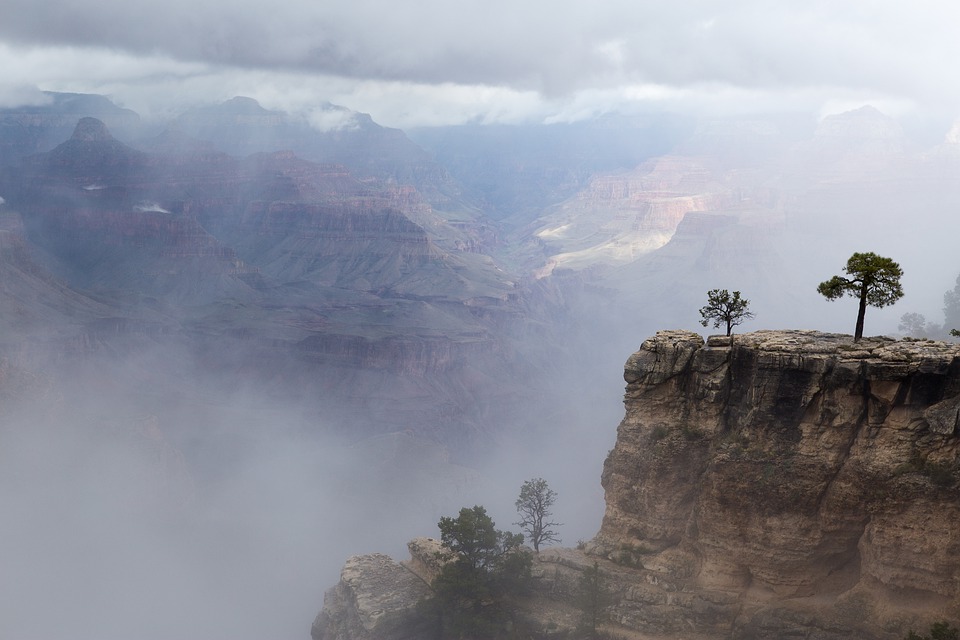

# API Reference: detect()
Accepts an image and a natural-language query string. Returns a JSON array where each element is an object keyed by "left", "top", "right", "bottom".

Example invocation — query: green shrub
[
  {"left": 905, "top": 621, "right": 960, "bottom": 640},
  {"left": 649, "top": 425, "right": 669, "bottom": 442}
]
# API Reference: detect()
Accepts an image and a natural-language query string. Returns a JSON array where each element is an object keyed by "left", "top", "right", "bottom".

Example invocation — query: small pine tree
[
  {"left": 429, "top": 506, "right": 531, "bottom": 638},
  {"left": 699, "top": 289, "right": 754, "bottom": 336}
]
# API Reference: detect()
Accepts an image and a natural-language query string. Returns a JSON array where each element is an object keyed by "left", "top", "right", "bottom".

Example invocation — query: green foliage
[
  {"left": 577, "top": 561, "right": 612, "bottom": 635},
  {"left": 817, "top": 252, "right": 904, "bottom": 341},
  {"left": 514, "top": 478, "right": 561, "bottom": 553},
  {"left": 905, "top": 621, "right": 960, "bottom": 640},
  {"left": 699, "top": 289, "right": 754, "bottom": 336},
  {"left": 649, "top": 425, "right": 669, "bottom": 442},
  {"left": 439, "top": 505, "right": 511, "bottom": 572},
  {"left": 429, "top": 505, "right": 532, "bottom": 639}
]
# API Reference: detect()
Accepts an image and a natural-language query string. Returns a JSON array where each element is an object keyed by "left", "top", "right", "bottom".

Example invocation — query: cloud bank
[{"left": 1, "top": 1, "right": 959, "bottom": 127}]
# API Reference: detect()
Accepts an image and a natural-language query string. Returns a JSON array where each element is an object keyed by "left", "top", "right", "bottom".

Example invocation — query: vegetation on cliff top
[
  {"left": 425, "top": 505, "right": 531, "bottom": 638},
  {"left": 698, "top": 288, "right": 754, "bottom": 336},
  {"left": 818, "top": 251, "right": 904, "bottom": 341},
  {"left": 905, "top": 621, "right": 960, "bottom": 640}
]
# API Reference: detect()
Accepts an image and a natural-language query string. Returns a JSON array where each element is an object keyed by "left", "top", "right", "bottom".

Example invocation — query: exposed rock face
[
  {"left": 596, "top": 330, "right": 960, "bottom": 638},
  {"left": 531, "top": 156, "right": 737, "bottom": 272},
  {"left": 312, "top": 553, "right": 433, "bottom": 640}
]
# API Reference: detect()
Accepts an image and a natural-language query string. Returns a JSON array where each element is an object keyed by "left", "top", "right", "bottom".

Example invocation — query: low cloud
[
  {"left": 307, "top": 107, "right": 358, "bottom": 132},
  {"left": 0, "top": 81, "right": 51, "bottom": 108},
  {"left": 134, "top": 202, "right": 170, "bottom": 213}
]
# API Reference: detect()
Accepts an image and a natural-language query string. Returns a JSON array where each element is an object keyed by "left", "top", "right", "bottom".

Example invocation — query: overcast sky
[{"left": 2, "top": 1, "right": 960, "bottom": 128}]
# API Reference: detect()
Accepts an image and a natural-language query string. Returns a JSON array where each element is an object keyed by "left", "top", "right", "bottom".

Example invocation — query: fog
[
  {"left": 0, "top": 367, "right": 597, "bottom": 639},
  {"left": 3, "top": 109, "right": 960, "bottom": 638},
  {"left": 0, "top": 309, "right": 623, "bottom": 640},
  {"left": 3, "top": 2, "right": 960, "bottom": 633}
]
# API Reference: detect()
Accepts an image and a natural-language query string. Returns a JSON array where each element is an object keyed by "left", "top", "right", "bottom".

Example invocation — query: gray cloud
[
  {"left": 1, "top": 2, "right": 959, "bottom": 132},
  {"left": 2, "top": 2, "right": 959, "bottom": 94}
]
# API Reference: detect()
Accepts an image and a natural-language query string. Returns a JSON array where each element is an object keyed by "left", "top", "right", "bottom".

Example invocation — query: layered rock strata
[{"left": 595, "top": 330, "right": 960, "bottom": 638}]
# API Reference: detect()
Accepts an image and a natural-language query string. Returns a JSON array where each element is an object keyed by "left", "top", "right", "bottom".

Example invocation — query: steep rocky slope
[
  {"left": 315, "top": 330, "right": 960, "bottom": 639},
  {"left": 0, "top": 92, "right": 142, "bottom": 165},
  {"left": 0, "top": 113, "right": 554, "bottom": 453},
  {"left": 594, "top": 329, "right": 960, "bottom": 638}
]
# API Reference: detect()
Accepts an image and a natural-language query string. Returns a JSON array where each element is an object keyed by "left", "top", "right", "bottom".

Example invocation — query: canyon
[
  {"left": 2, "top": 92, "right": 960, "bottom": 639},
  {"left": 0, "top": 106, "right": 545, "bottom": 455}
]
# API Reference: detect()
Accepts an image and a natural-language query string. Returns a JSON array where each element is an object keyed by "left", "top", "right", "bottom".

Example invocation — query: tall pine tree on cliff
[{"left": 817, "top": 252, "right": 904, "bottom": 341}]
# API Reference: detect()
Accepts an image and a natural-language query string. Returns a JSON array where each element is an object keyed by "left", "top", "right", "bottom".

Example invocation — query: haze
[{"left": 1, "top": 3, "right": 960, "bottom": 640}]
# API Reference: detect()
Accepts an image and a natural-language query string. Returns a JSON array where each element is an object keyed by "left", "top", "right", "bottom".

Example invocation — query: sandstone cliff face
[{"left": 595, "top": 330, "right": 960, "bottom": 638}]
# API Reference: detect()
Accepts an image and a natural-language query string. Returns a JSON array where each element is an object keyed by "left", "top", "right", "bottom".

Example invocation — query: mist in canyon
[
  {"left": 1, "top": 91, "right": 960, "bottom": 640},
  {"left": 0, "top": 318, "right": 620, "bottom": 640}
]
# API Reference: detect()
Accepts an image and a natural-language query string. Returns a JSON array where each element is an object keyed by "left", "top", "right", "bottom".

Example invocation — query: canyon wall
[
  {"left": 594, "top": 329, "right": 960, "bottom": 638},
  {"left": 315, "top": 330, "right": 960, "bottom": 639}
]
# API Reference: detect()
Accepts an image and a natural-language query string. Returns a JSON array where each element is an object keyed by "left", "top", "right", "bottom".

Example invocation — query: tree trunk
[{"left": 855, "top": 283, "right": 868, "bottom": 341}]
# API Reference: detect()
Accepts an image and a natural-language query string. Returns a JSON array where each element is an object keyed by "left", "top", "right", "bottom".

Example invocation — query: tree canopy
[
  {"left": 430, "top": 506, "right": 531, "bottom": 638},
  {"left": 698, "top": 289, "right": 754, "bottom": 336},
  {"left": 817, "top": 252, "right": 903, "bottom": 341}
]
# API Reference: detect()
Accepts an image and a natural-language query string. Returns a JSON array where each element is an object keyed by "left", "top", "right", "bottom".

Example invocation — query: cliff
[
  {"left": 594, "top": 329, "right": 960, "bottom": 638},
  {"left": 315, "top": 330, "right": 960, "bottom": 640}
]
